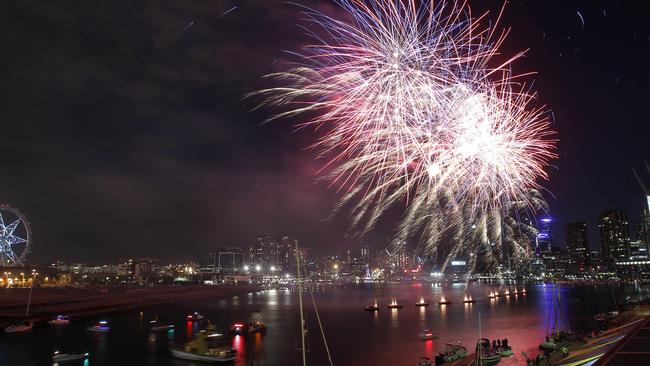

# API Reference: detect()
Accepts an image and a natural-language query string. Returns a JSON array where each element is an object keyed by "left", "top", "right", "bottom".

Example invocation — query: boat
[
  {"left": 504, "top": 289, "right": 511, "bottom": 296},
  {"left": 86, "top": 320, "right": 109, "bottom": 332},
  {"left": 49, "top": 315, "right": 71, "bottom": 325},
  {"left": 230, "top": 322, "right": 248, "bottom": 335},
  {"left": 365, "top": 300, "right": 380, "bottom": 311},
  {"left": 415, "top": 298, "right": 429, "bottom": 307},
  {"left": 539, "top": 339, "right": 558, "bottom": 350},
  {"left": 187, "top": 312, "right": 205, "bottom": 321},
  {"left": 416, "top": 356, "right": 433, "bottom": 366},
  {"left": 462, "top": 295, "right": 476, "bottom": 304},
  {"left": 477, "top": 339, "right": 501, "bottom": 365},
  {"left": 171, "top": 331, "right": 236, "bottom": 363},
  {"left": 435, "top": 342, "right": 467, "bottom": 364},
  {"left": 150, "top": 316, "right": 175, "bottom": 331},
  {"left": 249, "top": 320, "right": 266, "bottom": 333},
  {"left": 418, "top": 328, "right": 438, "bottom": 341},
  {"left": 4, "top": 321, "right": 33, "bottom": 333},
  {"left": 488, "top": 291, "right": 496, "bottom": 299},
  {"left": 52, "top": 351, "right": 89, "bottom": 362},
  {"left": 387, "top": 300, "right": 403, "bottom": 309},
  {"left": 496, "top": 348, "right": 513, "bottom": 357},
  {"left": 5, "top": 272, "right": 36, "bottom": 334},
  {"left": 438, "top": 296, "right": 452, "bottom": 305}
]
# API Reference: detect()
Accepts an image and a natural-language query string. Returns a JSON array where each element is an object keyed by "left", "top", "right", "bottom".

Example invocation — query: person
[
  {"left": 561, "top": 346, "right": 569, "bottom": 358},
  {"left": 492, "top": 339, "right": 497, "bottom": 349},
  {"left": 503, "top": 338, "right": 509, "bottom": 348},
  {"left": 497, "top": 339, "right": 502, "bottom": 348}
]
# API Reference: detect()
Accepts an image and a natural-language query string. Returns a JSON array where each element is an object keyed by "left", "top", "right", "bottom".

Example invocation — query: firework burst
[{"left": 253, "top": 0, "right": 557, "bottom": 273}]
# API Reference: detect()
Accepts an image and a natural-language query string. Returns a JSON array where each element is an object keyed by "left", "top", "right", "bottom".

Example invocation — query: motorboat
[
  {"left": 418, "top": 328, "right": 438, "bottom": 341},
  {"left": 365, "top": 301, "right": 380, "bottom": 311},
  {"left": 230, "top": 322, "right": 248, "bottom": 335},
  {"left": 248, "top": 320, "right": 266, "bottom": 333},
  {"left": 171, "top": 330, "right": 236, "bottom": 363},
  {"left": 438, "top": 296, "right": 452, "bottom": 305},
  {"left": 488, "top": 291, "right": 497, "bottom": 299},
  {"left": 477, "top": 339, "right": 501, "bottom": 365},
  {"left": 435, "top": 342, "right": 467, "bottom": 364},
  {"left": 49, "top": 315, "right": 71, "bottom": 325},
  {"left": 150, "top": 316, "right": 175, "bottom": 331},
  {"left": 415, "top": 298, "right": 429, "bottom": 307},
  {"left": 52, "top": 350, "right": 89, "bottom": 362},
  {"left": 462, "top": 296, "right": 476, "bottom": 304},
  {"left": 187, "top": 312, "right": 205, "bottom": 321},
  {"left": 387, "top": 300, "right": 403, "bottom": 309},
  {"left": 171, "top": 347, "right": 236, "bottom": 363},
  {"left": 86, "top": 320, "right": 109, "bottom": 332},
  {"left": 416, "top": 356, "right": 433, "bottom": 366},
  {"left": 496, "top": 348, "right": 513, "bottom": 357},
  {"left": 4, "top": 321, "right": 33, "bottom": 333},
  {"left": 539, "top": 339, "right": 558, "bottom": 350}
]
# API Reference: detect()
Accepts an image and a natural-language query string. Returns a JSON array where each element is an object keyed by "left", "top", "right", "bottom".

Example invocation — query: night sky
[{"left": 1, "top": 1, "right": 649, "bottom": 263}]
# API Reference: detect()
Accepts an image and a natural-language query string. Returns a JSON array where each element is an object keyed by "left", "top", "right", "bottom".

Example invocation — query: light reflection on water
[{"left": 2, "top": 283, "right": 649, "bottom": 366}]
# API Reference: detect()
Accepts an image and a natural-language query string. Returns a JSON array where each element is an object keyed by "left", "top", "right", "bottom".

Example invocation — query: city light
[{"left": 255, "top": 265, "right": 261, "bottom": 272}]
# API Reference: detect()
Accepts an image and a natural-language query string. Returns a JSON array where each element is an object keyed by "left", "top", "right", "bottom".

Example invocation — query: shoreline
[{"left": 0, "top": 285, "right": 260, "bottom": 328}]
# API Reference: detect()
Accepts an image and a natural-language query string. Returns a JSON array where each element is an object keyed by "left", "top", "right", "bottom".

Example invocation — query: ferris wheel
[{"left": 0, "top": 204, "right": 32, "bottom": 267}]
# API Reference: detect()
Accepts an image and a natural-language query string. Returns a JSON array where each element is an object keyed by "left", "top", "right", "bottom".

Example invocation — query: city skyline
[{"left": 1, "top": 1, "right": 650, "bottom": 262}]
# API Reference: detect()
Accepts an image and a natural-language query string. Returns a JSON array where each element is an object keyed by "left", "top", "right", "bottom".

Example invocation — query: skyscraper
[
  {"left": 599, "top": 210, "right": 631, "bottom": 269},
  {"left": 565, "top": 222, "right": 590, "bottom": 271},
  {"left": 536, "top": 217, "right": 553, "bottom": 254}
]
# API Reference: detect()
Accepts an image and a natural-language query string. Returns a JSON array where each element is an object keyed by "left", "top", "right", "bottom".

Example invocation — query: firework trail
[{"left": 253, "top": 0, "right": 557, "bottom": 274}]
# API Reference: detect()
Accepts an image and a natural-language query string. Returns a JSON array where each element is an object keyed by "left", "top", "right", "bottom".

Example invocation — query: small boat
[
  {"left": 171, "top": 347, "right": 236, "bottom": 363},
  {"left": 504, "top": 289, "right": 511, "bottom": 296},
  {"left": 438, "top": 296, "right": 452, "bottom": 305},
  {"left": 387, "top": 300, "right": 403, "bottom": 309},
  {"left": 49, "top": 315, "right": 71, "bottom": 325},
  {"left": 249, "top": 320, "right": 266, "bottom": 333},
  {"left": 52, "top": 351, "right": 89, "bottom": 362},
  {"left": 435, "top": 342, "right": 467, "bottom": 363},
  {"left": 365, "top": 300, "right": 380, "bottom": 311},
  {"left": 521, "top": 288, "right": 526, "bottom": 294},
  {"left": 488, "top": 291, "right": 496, "bottom": 299},
  {"left": 415, "top": 298, "right": 429, "bottom": 307},
  {"left": 86, "top": 320, "right": 109, "bottom": 332},
  {"left": 477, "top": 339, "right": 501, "bottom": 365},
  {"left": 496, "top": 348, "right": 513, "bottom": 357},
  {"left": 462, "top": 296, "right": 476, "bottom": 304},
  {"left": 186, "top": 312, "right": 205, "bottom": 321},
  {"left": 172, "top": 330, "right": 236, "bottom": 363},
  {"left": 539, "top": 340, "right": 558, "bottom": 350},
  {"left": 151, "top": 323, "right": 175, "bottom": 331},
  {"left": 230, "top": 322, "right": 248, "bottom": 335},
  {"left": 418, "top": 328, "right": 438, "bottom": 341},
  {"left": 4, "top": 321, "right": 33, "bottom": 333},
  {"left": 416, "top": 356, "right": 433, "bottom": 366}
]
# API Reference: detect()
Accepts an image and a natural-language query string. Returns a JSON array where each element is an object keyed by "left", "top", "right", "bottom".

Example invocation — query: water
[{"left": 1, "top": 283, "right": 647, "bottom": 366}]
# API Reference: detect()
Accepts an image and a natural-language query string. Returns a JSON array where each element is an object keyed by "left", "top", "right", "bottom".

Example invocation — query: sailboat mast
[
  {"left": 296, "top": 240, "right": 307, "bottom": 366},
  {"left": 25, "top": 272, "right": 35, "bottom": 317}
]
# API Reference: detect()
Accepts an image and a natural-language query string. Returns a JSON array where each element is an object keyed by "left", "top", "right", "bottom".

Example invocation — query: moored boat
[
  {"left": 462, "top": 295, "right": 476, "bottom": 304},
  {"left": 435, "top": 342, "right": 467, "bottom": 363},
  {"left": 52, "top": 350, "right": 89, "bottom": 362},
  {"left": 415, "top": 298, "right": 429, "bottom": 307},
  {"left": 438, "top": 296, "right": 452, "bottom": 305},
  {"left": 187, "top": 312, "right": 205, "bottom": 321},
  {"left": 416, "top": 356, "right": 433, "bottom": 366},
  {"left": 4, "top": 321, "right": 33, "bottom": 333},
  {"left": 48, "top": 315, "right": 71, "bottom": 325},
  {"left": 365, "top": 300, "right": 380, "bottom": 311},
  {"left": 171, "top": 330, "right": 236, "bottom": 363}
]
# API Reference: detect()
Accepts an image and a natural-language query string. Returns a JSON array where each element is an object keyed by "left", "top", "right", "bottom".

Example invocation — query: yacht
[
  {"left": 418, "top": 328, "right": 438, "bottom": 341},
  {"left": 415, "top": 298, "right": 429, "bottom": 307}
]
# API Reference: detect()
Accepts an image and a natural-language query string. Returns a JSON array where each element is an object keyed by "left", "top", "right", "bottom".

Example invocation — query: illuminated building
[
  {"left": 565, "top": 222, "right": 590, "bottom": 272},
  {"left": 536, "top": 216, "right": 553, "bottom": 254},
  {"left": 599, "top": 210, "right": 631, "bottom": 269}
]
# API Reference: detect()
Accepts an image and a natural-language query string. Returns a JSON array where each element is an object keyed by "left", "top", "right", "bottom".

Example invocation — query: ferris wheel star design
[{"left": 0, "top": 205, "right": 31, "bottom": 267}]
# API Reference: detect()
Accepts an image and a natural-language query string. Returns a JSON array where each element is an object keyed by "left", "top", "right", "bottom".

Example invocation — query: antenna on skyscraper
[{"left": 631, "top": 164, "right": 648, "bottom": 194}]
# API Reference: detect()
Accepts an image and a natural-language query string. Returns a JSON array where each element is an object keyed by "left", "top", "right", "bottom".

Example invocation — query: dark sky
[{"left": 1, "top": 1, "right": 649, "bottom": 263}]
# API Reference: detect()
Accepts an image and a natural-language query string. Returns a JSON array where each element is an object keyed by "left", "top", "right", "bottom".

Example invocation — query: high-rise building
[
  {"left": 217, "top": 247, "right": 246, "bottom": 274},
  {"left": 565, "top": 222, "right": 590, "bottom": 271},
  {"left": 253, "top": 234, "right": 278, "bottom": 267},
  {"left": 599, "top": 210, "right": 631, "bottom": 269},
  {"left": 536, "top": 217, "right": 553, "bottom": 254}
]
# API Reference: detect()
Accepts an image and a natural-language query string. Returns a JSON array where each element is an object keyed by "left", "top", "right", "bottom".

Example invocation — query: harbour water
[{"left": 1, "top": 283, "right": 647, "bottom": 366}]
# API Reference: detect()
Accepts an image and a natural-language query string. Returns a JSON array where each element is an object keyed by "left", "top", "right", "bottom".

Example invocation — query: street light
[
  {"left": 255, "top": 265, "right": 261, "bottom": 272},
  {"left": 243, "top": 265, "right": 249, "bottom": 271},
  {"left": 270, "top": 266, "right": 276, "bottom": 272}
]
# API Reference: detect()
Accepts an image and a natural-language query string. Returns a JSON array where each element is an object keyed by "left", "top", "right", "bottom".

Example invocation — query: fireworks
[{"left": 254, "top": 0, "right": 557, "bottom": 273}]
